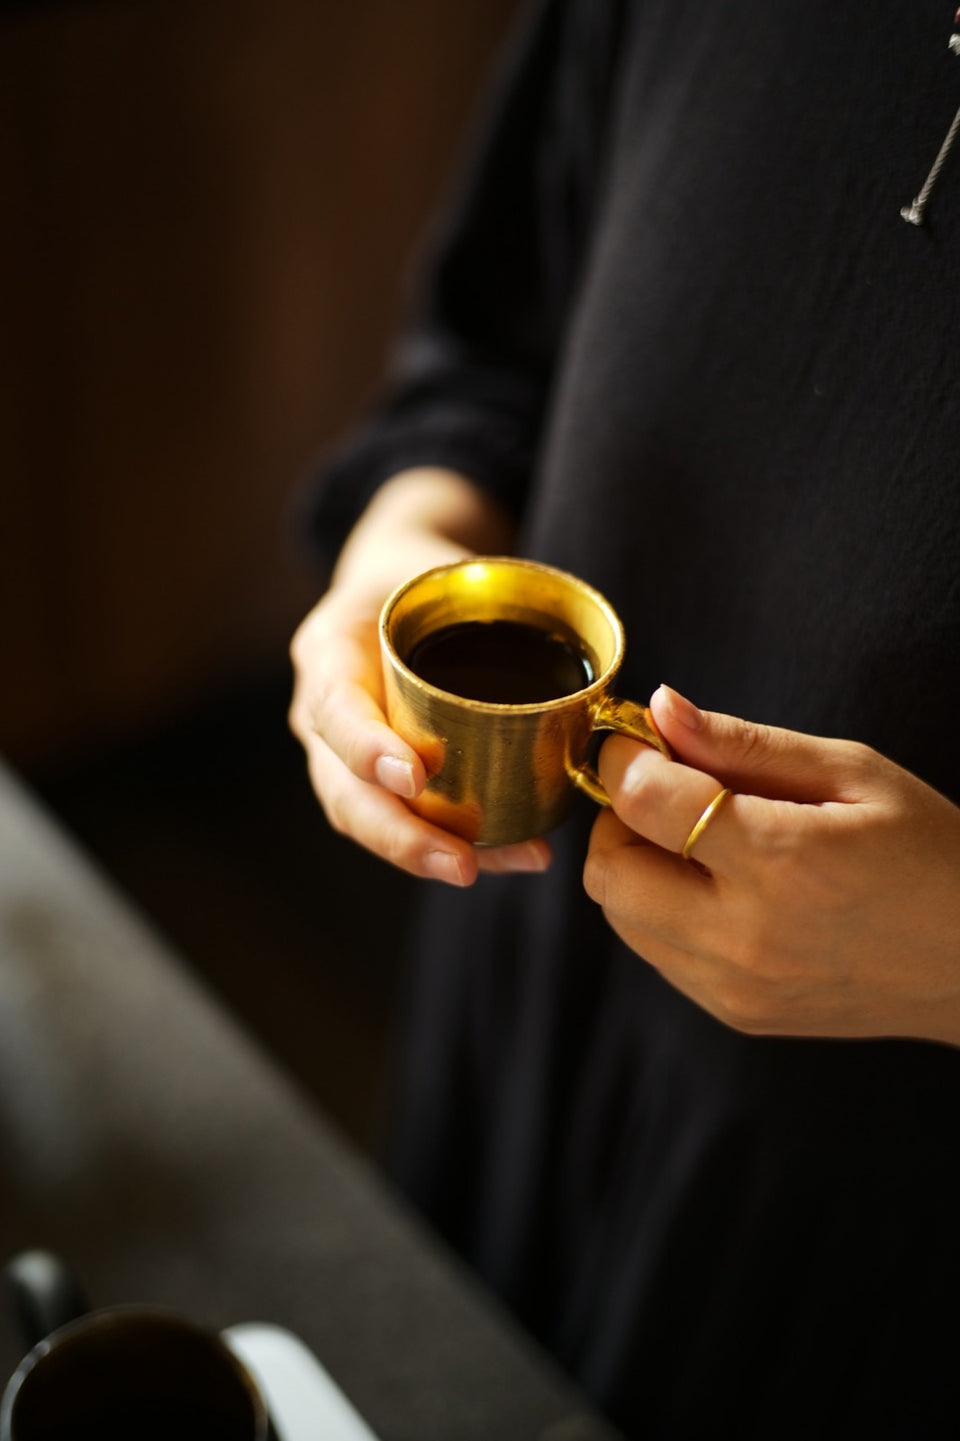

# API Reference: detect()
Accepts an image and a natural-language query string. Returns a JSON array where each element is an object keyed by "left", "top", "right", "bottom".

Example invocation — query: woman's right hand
[{"left": 288, "top": 469, "right": 553, "bottom": 885}]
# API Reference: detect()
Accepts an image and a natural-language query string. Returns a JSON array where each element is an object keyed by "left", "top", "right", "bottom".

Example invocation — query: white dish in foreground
[{"left": 225, "top": 1323, "right": 381, "bottom": 1441}]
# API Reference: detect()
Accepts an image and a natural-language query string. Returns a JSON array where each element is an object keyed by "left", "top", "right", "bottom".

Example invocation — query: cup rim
[
  {"left": 379, "top": 555, "right": 625, "bottom": 715},
  {"left": 0, "top": 1305, "right": 270, "bottom": 1440}
]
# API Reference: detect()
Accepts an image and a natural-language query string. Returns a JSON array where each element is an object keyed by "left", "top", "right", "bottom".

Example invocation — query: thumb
[{"left": 649, "top": 684, "right": 858, "bottom": 803}]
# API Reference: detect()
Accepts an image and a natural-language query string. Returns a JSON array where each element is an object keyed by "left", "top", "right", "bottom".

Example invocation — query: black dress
[{"left": 304, "top": 3, "right": 960, "bottom": 1435}]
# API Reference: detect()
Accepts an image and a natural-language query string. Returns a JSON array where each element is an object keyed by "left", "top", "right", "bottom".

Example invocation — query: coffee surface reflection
[{"left": 406, "top": 619, "right": 594, "bottom": 704}]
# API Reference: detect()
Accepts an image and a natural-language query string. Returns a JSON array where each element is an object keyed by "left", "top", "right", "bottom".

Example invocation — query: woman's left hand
[{"left": 583, "top": 685, "right": 960, "bottom": 1045}]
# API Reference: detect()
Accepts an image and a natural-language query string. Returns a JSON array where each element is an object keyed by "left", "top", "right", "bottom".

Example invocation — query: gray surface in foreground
[{"left": 0, "top": 761, "right": 622, "bottom": 1441}]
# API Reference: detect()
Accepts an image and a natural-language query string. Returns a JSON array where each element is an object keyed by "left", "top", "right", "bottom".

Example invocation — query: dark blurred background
[{"left": 1, "top": 0, "right": 520, "bottom": 1153}]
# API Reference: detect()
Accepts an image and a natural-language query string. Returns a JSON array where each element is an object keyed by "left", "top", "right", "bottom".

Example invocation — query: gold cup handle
[{"left": 571, "top": 696, "right": 671, "bottom": 806}]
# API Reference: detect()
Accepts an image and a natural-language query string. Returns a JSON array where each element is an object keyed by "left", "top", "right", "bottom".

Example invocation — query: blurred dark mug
[{"left": 1, "top": 1251, "right": 274, "bottom": 1441}]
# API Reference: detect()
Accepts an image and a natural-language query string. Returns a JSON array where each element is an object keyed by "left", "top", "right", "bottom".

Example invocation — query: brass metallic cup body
[{"left": 380, "top": 557, "right": 668, "bottom": 846}]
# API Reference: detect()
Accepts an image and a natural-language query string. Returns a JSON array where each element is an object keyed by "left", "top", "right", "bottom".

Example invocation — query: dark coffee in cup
[
  {"left": 406, "top": 618, "right": 594, "bottom": 704},
  {"left": 4, "top": 1312, "right": 264, "bottom": 1441},
  {"left": 1, "top": 1255, "right": 271, "bottom": 1441}
]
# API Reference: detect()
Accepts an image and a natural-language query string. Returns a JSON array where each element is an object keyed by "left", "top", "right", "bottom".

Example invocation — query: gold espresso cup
[{"left": 380, "top": 556, "right": 669, "bottom": 846}]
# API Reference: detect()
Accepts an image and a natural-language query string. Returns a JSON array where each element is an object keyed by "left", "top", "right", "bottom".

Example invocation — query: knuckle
[
  {"left": 582, "top": 851, "right": 609, "bottom": 908},
  {"left": 837, "top": 738, "right": 885, "bottom": 793},
  {"left": 289, "top": 623, "right": 307, "bottom": 669},
  {"left": 288, "top": 674, "right": 319, "bottom": 747},
  {"left": 733, "top": 910, "right": 796, "bottom": 981},
  {"left": 724, "top": 930, "right": 765, "bottom": 981},
  {"left": 307, "top": 674, "right": 336, "bottom": 739},
  {"left": 755, "top": 829, "right": 848, "bottom": 919},
  {"left": 748, "top": 806, "right": 800, "bottom": 868},
  {"left": 379, "top": 820, "right": 421, "bottom": 874},
  {"left": 317, "top": 772, "right": 427, "bottom": 876},
  {"left": 384, "top": 817, "right": 457, "bottom": 881},
  {"left": 629, "top": 754, "right": 671, "bottom": 807},
  {"left": 709, "top": 915, "right": 804, "bottom": 1032},
  {"left": 289, "top": 608, "right": 326, "bottom": 675},
  {"left": 609, "top": 763, "right": 668, "bottom": 833},
  {"left": 744, "top": 803, "right": 825, "bottom": 888},
  {"left": 287, "top": 693, "right": 306, "bottom": 745},
  {"left": 714, "top": 976, "right": 778, "bottom": 1035},
  {"left": 288, "top": 620, "right": 306, "bottom": 668},
  {"left": 319, "top": 781, "right": 353, "bottom": 838},
  {"left": 308, "top": 683, "right": 379, "bottom": 782},
  {"left": 844, "top": 738, "right": 879, "bottom": 769},
  {"left": 736, "top": 718, "right": 776, "bottom": 767}
]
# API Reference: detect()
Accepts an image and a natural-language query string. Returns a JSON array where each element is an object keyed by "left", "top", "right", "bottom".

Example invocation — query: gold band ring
[{"left": 681, "top": 788, "right": 733, "bottom": 862}]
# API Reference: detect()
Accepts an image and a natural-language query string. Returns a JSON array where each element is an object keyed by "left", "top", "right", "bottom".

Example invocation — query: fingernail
[
  {"left": 375, "top": 754, "right": 417, "bottom": 798},
  {"left": 659, "top": 684, "right": 702, "bottom": 731},
  {"left": 424, "top": 850, "right": 468, "bottom": 886}
]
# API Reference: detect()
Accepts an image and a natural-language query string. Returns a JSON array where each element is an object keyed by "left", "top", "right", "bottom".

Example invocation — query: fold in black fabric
[{"left": 300, "top": 3, "right": 960, "bottom": 1435}]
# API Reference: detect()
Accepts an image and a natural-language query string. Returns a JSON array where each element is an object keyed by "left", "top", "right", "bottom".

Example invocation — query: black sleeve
[{"left": 297, "top": 0, "right": 628, "bottom": 572}]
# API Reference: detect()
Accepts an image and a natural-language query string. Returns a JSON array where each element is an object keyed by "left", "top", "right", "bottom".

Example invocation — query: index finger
[
  {"left": 597, "top": 736, "right": 747, "bottom": 871},
  {"left": 292, "top": 619, "right": 426, "bottom": 797},
  {"left": 310, "top": 673, "right": 427, "bottom": 797}
]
